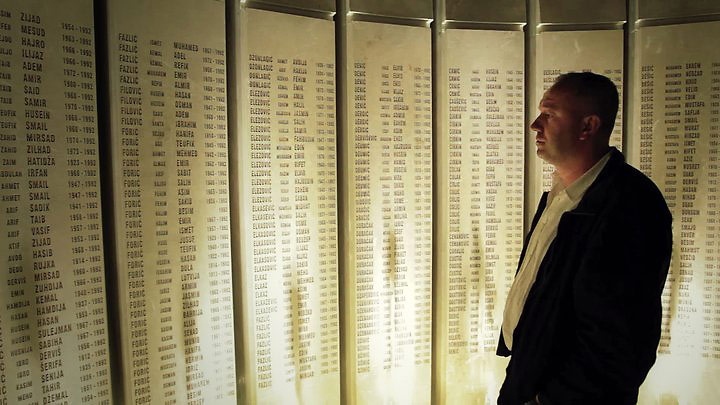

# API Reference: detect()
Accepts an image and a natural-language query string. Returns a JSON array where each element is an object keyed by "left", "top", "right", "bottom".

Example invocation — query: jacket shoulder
[{"left": 608, "top": 162, "right": 671, "bottom": 220}]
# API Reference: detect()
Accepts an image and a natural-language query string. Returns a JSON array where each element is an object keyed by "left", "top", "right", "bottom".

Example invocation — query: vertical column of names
[
  {"left": 505, "top": 69, "right": 524, "bottom": 307},
  {"left": 23, "top": 11, "right": 64, "bottom": 403},
  {"left": 668, "top": 63, "right": 695, "bottom": 354},
  {"left": 389, "top": 62, "right": 405, "bottom": 369},
  {"left": 442, "top": 29, "right": 524, "bottom": 404},
  {"left": 0, "top": 8, "right": 29, "bottom": 403},
  {"left": 240, "top": 9, "right": 339, "bottom": 402},
  {"left": 468, "top": 68, "right": 483, "bottom": 354},
  {"left": 413, "top": 65, "right": 432, "bottom": 366},
  {"left": 680, "top": 62, "right": 704, "bottom": 356},
  {"left": 0, "top": 7, "right": 18, "bottom": 401},
  {"left": 0, "top": 9, "right": 15, "bottom": 401},
  {"left": 0, "top": 1, "right": 111, "bottom": 403},
  {"left": 22, "top": 11, "right": 53, "bottom": 403},
  {"left": 173, "top": 39, "right": 212, "bottom": 402},
  {"left": 638, "top": 65, "right": 654, "bottom": 176},
  {"left": 483, "top": 67, "right": 524, "bottom": 349},
  {"left": 291, "top": 56, "right": 313, "bottom": 381},
  {"left": 379, "top": 62, "right": 392, "bottom": 372},
  {"left": 147, "top": 36, "right": 176, "bottom": 401},
  {"left": 634, "top": 22, "right": 720, "bottom": 404},
  {"left": 348, "top": 21, "right": 431, "bottom": 403},
  {"left": 117, "top": 30, "right": 151, "bottom": 403},
  {"left": 483, "top": 68, "right": 503, "bottom": 350},
  {"left": 248, "top": 51, "right": 274, "bottom": 390},
  {"left": 108, "top": 1, "right": 235, "bottom": 403},
  {"left": 275, "top": 55, "right": 294, "bottom": 383},
  {"left": 446, "top": 65, "right": 468, "bottom": 354},
  {"left": 637, "top": 63, "right": 670, "bottom": 351},
  {"left": 352, "top": 59, "right": 375, "bottom": 374}
]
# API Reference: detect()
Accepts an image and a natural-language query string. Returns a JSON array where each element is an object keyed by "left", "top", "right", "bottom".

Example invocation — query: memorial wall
[
  {"left": 437, "top": 28, "right": 524, "bottom": 404},
  {"left": 105, "top": 0, "right": 236, "bottom": 403},
  {"left": 0, "top": 0, "right": 112, "bottom": 404},
  {"left": 0, "top": 0, "right": 718, "bottom": 404},
  {"left": 343, "top": 20, "right": 433, "bottom": 404},
  {"left": 234, "top": 8, "right": 340, "bottom": 404},
  {"left": 632, "top": 21, "right": 720, "bottom": 404}
]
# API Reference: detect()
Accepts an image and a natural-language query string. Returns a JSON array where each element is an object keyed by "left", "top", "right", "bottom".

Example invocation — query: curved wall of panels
[{"left": 0, "top": 0, "right": 718, "bottom": 404}]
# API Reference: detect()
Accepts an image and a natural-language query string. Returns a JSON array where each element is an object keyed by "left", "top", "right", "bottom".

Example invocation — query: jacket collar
[
  {"left": 569, "top": 147, "right": 625, "bottom": 215},
  {"left": 528, "top": 147, "right": 625, "bottom": 239}
]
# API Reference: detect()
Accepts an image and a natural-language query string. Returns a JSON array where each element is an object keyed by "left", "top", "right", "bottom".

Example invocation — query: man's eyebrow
[{"left": 539, "top": 99, "right": 558, "bottom": 109}]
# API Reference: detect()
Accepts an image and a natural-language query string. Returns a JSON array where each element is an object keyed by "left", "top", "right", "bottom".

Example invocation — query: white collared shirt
[{"left": 501, "top": 151, "right": 612, "bottom": 349}]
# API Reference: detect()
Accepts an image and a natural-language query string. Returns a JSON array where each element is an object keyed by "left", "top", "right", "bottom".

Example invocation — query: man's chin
[{"left": 536, "top": 149, "right": 553, "bottom": 163}]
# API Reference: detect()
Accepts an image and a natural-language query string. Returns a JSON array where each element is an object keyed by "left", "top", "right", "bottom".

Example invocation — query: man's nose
[{"left": 530, "top": 116, "right": 541, "bottom": 132}]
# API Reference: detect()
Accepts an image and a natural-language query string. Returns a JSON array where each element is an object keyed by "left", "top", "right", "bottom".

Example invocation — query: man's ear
[{"left": 579, "top": 115, "right": 602, "bottom": 140}]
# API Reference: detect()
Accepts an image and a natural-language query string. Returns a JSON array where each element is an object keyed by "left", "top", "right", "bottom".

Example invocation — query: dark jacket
[{"left": 497, "top": 148, "right": 672, "bottom": 405}]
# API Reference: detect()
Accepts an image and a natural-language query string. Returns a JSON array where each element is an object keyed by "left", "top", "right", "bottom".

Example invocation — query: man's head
[{"left": 531, "top": 72, "right": 619, "bottom": 168}]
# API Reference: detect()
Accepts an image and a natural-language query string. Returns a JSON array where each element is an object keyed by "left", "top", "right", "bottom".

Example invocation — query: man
[{"left": 497, "top": 72, "right": 672, "bottom": 404}]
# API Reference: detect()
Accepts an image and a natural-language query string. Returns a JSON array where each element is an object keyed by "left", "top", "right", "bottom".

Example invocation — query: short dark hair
[{"left": 551, "top": 72, "right": 619, "bottom": 137}]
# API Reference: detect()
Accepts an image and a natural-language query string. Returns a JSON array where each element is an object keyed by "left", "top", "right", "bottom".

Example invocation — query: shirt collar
[{"left": 550, "top": 150, "right": 612, "bottom": 203}]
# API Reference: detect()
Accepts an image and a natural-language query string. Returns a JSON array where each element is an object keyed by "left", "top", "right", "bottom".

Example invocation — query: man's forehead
[
  {"left": 538, "top": 93, "right": 561, "bottom": 108},
  {"left": 539, "top": 88, "right": 577, "bottom": 110}
]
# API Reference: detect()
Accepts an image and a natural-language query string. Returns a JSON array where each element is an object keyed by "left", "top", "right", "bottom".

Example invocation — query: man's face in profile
[{"left": 531, "top": 87, "right": 584, "bottom": 166}]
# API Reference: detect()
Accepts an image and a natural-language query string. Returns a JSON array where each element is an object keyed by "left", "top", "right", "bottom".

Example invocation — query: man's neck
[{"left": 555, "top": 146, "right": 611, "bottom": 187}]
